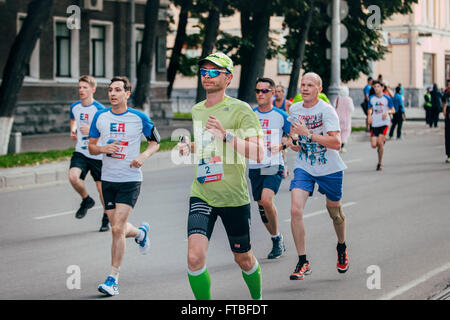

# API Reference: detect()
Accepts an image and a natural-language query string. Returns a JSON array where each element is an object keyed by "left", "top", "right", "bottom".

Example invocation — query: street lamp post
[{"left": 328, "top": 0, "right": 341, "bottom": 107}]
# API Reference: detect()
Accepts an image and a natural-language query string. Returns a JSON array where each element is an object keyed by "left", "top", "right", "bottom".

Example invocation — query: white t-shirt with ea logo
[
  {"left": 70, "top": 100, "right": 105, "bottom": 160},
  {"left": 289, "top": 99, "right": 347, "bottom": 176},
  {"left": 89, "top": 107, "right": 155, "bottom": 182}
]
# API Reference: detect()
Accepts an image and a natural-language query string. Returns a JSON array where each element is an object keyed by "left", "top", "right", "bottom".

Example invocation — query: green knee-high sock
[
  {"left": 242, "top": 260, "right": 262, "bottom": 300},
  {"left": 187, "top": 266, "right": 211, "bottom": 300}
]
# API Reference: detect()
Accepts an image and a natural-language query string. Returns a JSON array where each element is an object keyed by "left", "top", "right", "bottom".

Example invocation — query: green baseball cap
[{"left": 198, "top": 52, "right": 234, "bottom": 74}]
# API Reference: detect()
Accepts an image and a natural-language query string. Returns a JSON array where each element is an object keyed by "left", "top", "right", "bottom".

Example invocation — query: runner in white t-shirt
[
  {"left": 68, "top": 75, "right": 109, "bottom": 232},
  {"left": 248, "top": 77, "right": 291, "bottom": 260},
  {"left": 288, "top": 72, "right": 349, "bottom": 281},
  {"left": 88, "top": 76, "right": 160, "bottom": 297},
  {"left": 367, "top": 80, "right": 395, "bottom": 171}
]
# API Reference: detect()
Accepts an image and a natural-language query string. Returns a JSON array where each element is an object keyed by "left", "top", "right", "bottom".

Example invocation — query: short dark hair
[
  {"left": 256, "top": 77, "right": 275, "bottom": 88},
  {"left": 395, "top": 86, "right": 401, "bottom": 93},
  {"left": 368, "top": 76, "right": 373, "bottom": 82},
  {"left": 372, "top": 80, "right": 381, "bottom": 86},
  {"left": 110, "top": 76, "right": 132, "bottom": 92}
]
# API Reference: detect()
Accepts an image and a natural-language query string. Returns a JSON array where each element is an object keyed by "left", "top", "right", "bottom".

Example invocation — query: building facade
[
  {"left": 0, "top": 0, "right": 171, "bottom": 135},
  {"left": 347, "top": 0, "right": 450, "bottom": 108},
  {"left": 170, "top": 0, "right": 450, "bottom": 110}
]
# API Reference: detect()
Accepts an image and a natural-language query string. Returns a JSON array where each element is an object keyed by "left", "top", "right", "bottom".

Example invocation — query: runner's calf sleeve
[
  {"left": 258, "top": 206, "right": 268, "bottom": 223},
  {"left": 241, "top": 260, "right": 262, "bottom": 300},
  {"left": 327, "top": 206, "right": 345, "bottom": 225},
  {"left": 187, "top": 266, "right": 211, "bottom": 300}
]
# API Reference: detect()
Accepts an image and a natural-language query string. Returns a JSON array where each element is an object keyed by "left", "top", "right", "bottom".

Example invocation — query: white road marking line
[
  {"left": 284, "top": 202, "right": 357, "bottom": 222},
  {"left": 344, "top": 158, "right": 362, "bottom": 164},
  {"left": 378, "top": 261, "right": 450, "bottom": 300},
  {"left": 34, "top": 206, "right": 103, "bottom": 220}
]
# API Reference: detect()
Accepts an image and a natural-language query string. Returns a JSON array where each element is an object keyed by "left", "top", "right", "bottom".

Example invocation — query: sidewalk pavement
[{"left": 0, "top": 107, "right": 441, "bottom": 190}]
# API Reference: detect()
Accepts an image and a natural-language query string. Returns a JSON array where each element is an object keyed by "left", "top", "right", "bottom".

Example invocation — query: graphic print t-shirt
[
  {"left": 70, "top": 100, "right": 105, "bottom": 160},
  {"left": 368, "top": 94, "right": 394, "bottom": 128},
  {"left": 248, "top": 107, "right": 290, "bottom": 169},
  {"left": 89, "top": 107, "right": 154, "bottom": 182},
  {"left": 289, "top": 100, "right": 347, "bottom": 177}
]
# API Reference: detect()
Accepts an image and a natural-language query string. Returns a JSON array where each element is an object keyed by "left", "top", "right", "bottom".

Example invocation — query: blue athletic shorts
[
  {"left": 248, "top": 165, "right": 284, "bottom": 201},
  {"left": 289, "top": 168, "right": 343, "bottom": 202}
]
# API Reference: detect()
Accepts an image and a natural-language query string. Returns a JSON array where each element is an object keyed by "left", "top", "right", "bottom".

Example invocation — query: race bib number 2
[{"left": 197, "top": 156, "right": 224, "bottom": 184}]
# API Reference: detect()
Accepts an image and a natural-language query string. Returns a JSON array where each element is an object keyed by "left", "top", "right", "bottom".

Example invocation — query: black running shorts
[
  {"left": 102, "top": 181, "right": 141, "bottom": 210},
  {"left": 70, "top": 151, "right": 102, "bottom": 181},
  {"left": 187, "top": 197, "right": 252, "bottom": 253}
]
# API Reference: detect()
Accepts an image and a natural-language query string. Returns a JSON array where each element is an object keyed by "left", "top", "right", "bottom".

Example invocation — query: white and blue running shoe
[
  {"left": 135, "top": 222, "right": 150, "bottom": 254},
  {"left": 98, "top": 276, "right": 119, "bottom": 296}
]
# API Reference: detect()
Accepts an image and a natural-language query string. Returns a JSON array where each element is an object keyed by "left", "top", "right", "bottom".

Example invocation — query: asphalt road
[{"left": 0, "top": 122, "right": 449, "bottom": 300}]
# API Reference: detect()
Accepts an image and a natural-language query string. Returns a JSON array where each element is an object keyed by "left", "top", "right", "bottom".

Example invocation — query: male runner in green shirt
[{"left": 178, "top": 52, "right": 265, "bottom": 300}]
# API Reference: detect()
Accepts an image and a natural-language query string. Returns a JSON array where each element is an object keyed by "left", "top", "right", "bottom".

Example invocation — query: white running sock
[
  {"left": 110, "top": 266, "right": 120, "bottom": 282},
  {"left": 135, "top": 229, "right": 145, "bottom": 242}
]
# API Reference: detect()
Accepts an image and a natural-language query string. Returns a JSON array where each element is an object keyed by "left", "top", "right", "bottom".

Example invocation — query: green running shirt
[{"left": 189, "top": 96, "right": 263, "bottom": 207}]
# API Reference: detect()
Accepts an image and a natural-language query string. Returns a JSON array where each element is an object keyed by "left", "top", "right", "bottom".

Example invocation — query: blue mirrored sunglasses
[{"left": 200, "top": 68, "right": 230, "bottom": 78}]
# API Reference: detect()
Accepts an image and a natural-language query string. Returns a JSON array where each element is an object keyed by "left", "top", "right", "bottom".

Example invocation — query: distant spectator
[
  {"left": 383, "top": 82, "right": 393, "bottom": 98},
  {"left": 443, "top": 80, "right": 450, "bottom": 163},
  {"left": 361, "top": 77, "right": 373, "bottom": 131},
  {"left": 273, "top": 85, "right": 292, "bottom": 113},
  {"left": 424, "top": 87, "right": 432, "bottom": 126},
  {"left": 430, "top": 84, "right": 442, "bottom": 128},
  {"left": 389, "top": 86, "right": 406, "bottom": 140},
  {"left": 334, "top": 86, "right": 354, "bottom": 153}
]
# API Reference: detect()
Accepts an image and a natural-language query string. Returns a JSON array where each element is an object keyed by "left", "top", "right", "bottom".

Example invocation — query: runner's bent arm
[
  {"left": 290, "top": 121, "right": 341, "bottom": 150},
  {"left": 229, "top": 135, "right": 264, "bottom": 162},
  {"left": 88, "top": 137, "right": 119, "bottom": 155},
  {"left": 70, "top": 119, "right": 77, "bottom": 140},
  {"left": 205, "top": 115, "right": 264, "bottom": 162},
  {"left": 130, "top": 140, "right": 159, "bottom": 168}
]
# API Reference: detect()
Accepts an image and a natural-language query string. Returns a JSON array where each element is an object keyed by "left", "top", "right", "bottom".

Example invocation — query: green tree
[
  {"left": 167, "top": 0, "right": 192, "bottom": 99},
  {"left": 302, "top": 0, "right": 418, "bottom": 93},
  {"left": 134, "top": 0, "right": 160, "bottom": 109},
  {"left": 0, "top": 0, "right": 54, "bottom": 155},
  {"left": 217, "top": 0, "right": 281, "bottom": 103},
  {"left": 282, "top": 0, "right": 315, "bottom": 99}
]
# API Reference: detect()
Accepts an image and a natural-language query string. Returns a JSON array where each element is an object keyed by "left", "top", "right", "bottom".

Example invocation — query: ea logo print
[{"left": 110, "top": 123, "right": 126, "bottom": 133}]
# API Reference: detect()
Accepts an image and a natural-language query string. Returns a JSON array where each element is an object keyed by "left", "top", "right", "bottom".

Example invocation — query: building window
[
  {"left": 427, "top": 0, "right": 434, "bottom": 26},
  {"left": 17, "top": 14, "right": 40, "bottom": 79},
  {"left": 423, "top": 53, "right": 434, "bottom": 87},
  {"left": 446, "top": 0, "right": 450, "bottom": 29},
  {"left": 91, "top": 25, "right": 106, "bottom": 77},
  {"left": 89, "top": 21, "right": 113, "bottom": 79},
  {"left": 277, "top": 54, "right": 292, "bottom": 75},
  {"left": 445, "top": 55, "right": 450, "bottom": 82},
  {"left": 156, "top": 36, "right": 167, "bottom": 73},
  {"left": 55, "top": 22, "right": 71, "bottom": 77},
  {"left": 136, "top": 28, "right": 144, "bottom": 68},
  {"left": 18, "top": 17, "right": 30, "bottom": 76}
]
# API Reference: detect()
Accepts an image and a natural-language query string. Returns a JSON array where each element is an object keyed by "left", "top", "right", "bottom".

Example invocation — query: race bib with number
[{"left": 196, "top": 156, "right": 224, "bottom": 184}]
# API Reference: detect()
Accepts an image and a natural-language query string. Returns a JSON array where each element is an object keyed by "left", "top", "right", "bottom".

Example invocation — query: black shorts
[
  {"left": 70, "top": 152, "right": 102, "bottom": 181},
  {"left": 371, "top": 125, "right": 389, "bottom": 137},
  {"left": 102, "top": 181, "right": 141, "bottom": 210},
  {"left": 187, "top": 197, "right": 252, "bottom": 253},
  {"left": 248, "top": 165, "right": 284, "bottom": 201}
]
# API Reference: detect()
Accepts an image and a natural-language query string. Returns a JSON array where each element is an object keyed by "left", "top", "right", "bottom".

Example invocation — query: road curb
[{"left": 0, "top": 150, "right": 187, "bottom": 190}]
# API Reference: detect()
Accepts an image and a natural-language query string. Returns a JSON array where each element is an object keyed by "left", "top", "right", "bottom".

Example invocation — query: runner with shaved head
[{"left": 287, "top": 72, "right": 349, "bottom": 280}]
